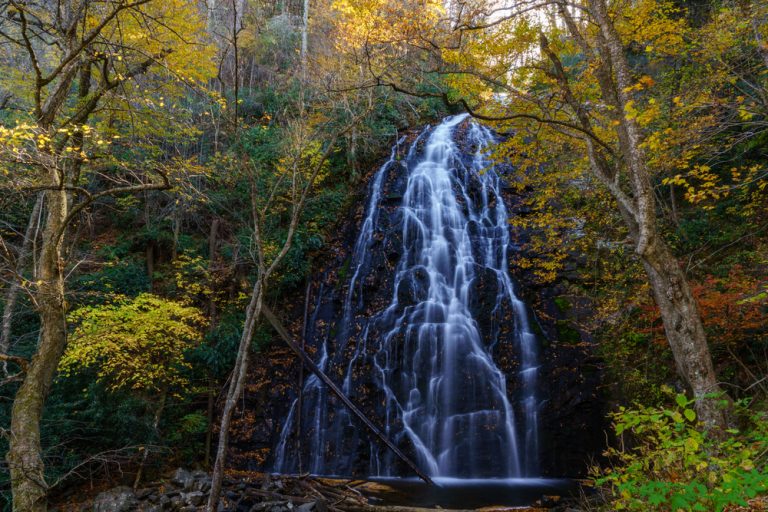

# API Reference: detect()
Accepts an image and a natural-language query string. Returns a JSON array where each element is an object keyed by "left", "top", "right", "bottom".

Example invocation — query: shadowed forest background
[{"left": 0, "top": 0, "right": 767, "bottom": 511}]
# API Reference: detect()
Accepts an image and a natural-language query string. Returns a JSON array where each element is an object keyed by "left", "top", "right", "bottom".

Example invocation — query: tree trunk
[
  {"left": 588, "top": 0, "right": 730, "bottom": 429},
  {"left": 640, "top": 236, "right": 730, "bottom": 427},
  {"left": 1, "top": 194, "right": 44, "bottom": 374},
  {"left": 8, "top": 183, "right": 68, "bottom": 512},
  {"left": 134, "top": 391, "right": 167, "bottom": 489},
  {"left": 301, "top": 0, "right": 309, "bottom": 78},
  {"left": 206, "top": 279, "right": 263, "bottom": 512}
]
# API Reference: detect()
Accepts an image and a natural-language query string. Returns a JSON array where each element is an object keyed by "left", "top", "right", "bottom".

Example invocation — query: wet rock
[
  {"left": 191, "top": 471, "right": 212, "bottom": 492},
  {"left": 396, "top": 266, "right": 430, "bottom": 306},
  {"left": 136, "top": 488, "right": 155, "bottom": 500},
  {"left": 183, "top": 491, "right": 205, "bottom": 506},
  {"left": 171, "top": 468, "right": 193, "bottom": 489},
  {"left": 93, "top": 487, "right": 138, "bottom": 512},
  {"left": 468, "top": 264, "right": 500, "bottom": 318}
]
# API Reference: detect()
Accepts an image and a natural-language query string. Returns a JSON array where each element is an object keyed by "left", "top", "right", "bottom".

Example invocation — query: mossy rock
[
  {"left": 554, "top": 296, "right": 572, "bottom": 313},
  {"left": 556, "top": 320, "right": 581, "bottom": 344}
]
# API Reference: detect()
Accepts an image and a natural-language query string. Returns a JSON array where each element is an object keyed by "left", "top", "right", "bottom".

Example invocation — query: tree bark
[
  {"left": 8, "top": 181, "right": 68, "bottom": 512},
  {"left": 301, "top": 0, "right": 309, "bottom": 78},
  {"left": 206, "top": 279, "right": 263, "bottom": 512},
  {"left": 640, "top": 236, "right": 730, "bottom": 427}
]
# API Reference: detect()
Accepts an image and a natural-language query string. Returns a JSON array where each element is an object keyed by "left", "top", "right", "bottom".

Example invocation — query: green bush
[{"left": 593, "top": 392, "right": 768, "bottom": 511}]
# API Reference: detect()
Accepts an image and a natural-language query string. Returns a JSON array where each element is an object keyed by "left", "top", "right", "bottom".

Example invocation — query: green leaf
[
  {"left": 675, "top": 394, "right": 688, "bottom": 408},
  {"left": 684, "top": 409, "right": 696, "bottom": 421}
]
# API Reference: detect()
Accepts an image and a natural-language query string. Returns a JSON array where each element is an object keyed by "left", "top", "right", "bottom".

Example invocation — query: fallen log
[{"left": 261, "top": 304, "right": 434, "bottom": 486}]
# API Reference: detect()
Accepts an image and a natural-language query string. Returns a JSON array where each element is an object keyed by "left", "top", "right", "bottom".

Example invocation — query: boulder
[
  {"left": 93, "top": 487, "right": 138, "bottom": 512},
  {"left": 171, "top": 468, "right": 194, "bottom": 490},
  {"left": 183, "top": 491, "right": 206, "bottom": 507}
]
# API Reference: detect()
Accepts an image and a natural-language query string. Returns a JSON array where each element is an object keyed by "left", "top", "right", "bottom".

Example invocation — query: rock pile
[{"left": 88, "top": 469, "right": 331, "bottom": 512}]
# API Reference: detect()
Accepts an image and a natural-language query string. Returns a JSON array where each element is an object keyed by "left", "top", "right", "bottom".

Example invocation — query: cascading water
[{"left": 274, "top": 114, "right": 540, "bottom": 479}]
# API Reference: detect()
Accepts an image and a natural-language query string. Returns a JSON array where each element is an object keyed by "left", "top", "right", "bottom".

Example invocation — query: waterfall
[{"left": 274, "top": 114, "right": 540, "bottom": 479}]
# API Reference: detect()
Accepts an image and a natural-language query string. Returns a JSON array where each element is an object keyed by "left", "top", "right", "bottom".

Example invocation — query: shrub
[{"left": 593, "top": 392, "right": 768, "bottom": 511}]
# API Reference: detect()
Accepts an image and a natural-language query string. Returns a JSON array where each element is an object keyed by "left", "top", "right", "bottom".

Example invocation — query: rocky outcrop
[{"left": 92, "top": 487, "right": 139, "bottom": 512}]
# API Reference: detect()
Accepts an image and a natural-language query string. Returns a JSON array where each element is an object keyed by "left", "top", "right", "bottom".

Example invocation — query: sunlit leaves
[{"left": 59, "top": 294, "right": 205, "bottom": 397}]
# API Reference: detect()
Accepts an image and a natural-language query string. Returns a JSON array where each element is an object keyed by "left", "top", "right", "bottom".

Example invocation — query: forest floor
[{"left": 52, "top": 469, "right": 584, "bottom": 511}]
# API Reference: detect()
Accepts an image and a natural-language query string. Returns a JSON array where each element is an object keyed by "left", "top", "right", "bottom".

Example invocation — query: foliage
[
  {"left": 594, "top": 394, "right": 768, "bottom": 511},
  {"left": 59, "top": 294, "right": 205, "bottom": 397},
  {"left": 640, "top": 265, "right": 768, "bottom": 397}
]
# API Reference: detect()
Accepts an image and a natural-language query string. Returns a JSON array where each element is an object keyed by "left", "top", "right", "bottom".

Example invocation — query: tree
[
  {"left": 206, "top": 108, "right": 368, "bottom": 511},
  {"left": 59, "top": 294, "right": 205, "bottom": 487},
  {"left": 0, "top": 1, "right": 213, "bottom": 509}
]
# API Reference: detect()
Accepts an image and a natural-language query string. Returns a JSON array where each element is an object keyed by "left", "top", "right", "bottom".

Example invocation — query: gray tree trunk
[
  {"left": 588, "top": 0, "right": 729, "bottom": 428},
  {"left": 8, "top": 181, "right": 69, "bottom": 512},
  {"left": 301, "top": 0, "right": 309, "bottom": 77},
  {"left": 205, "top": 279, "right": 263, "bottom": 512},
  {"left": 641, "top": 238, "right": 729, "bottom": 426}
]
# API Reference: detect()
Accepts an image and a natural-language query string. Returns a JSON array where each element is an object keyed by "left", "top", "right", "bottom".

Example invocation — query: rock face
[{"left": 227, "top": 118, "right": 608, "bottom": 479}]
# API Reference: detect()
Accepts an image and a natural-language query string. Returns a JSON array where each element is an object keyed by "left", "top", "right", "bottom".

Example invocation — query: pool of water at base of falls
[{"left": 366, "top": 477, "right": 578, "bottom": 508}]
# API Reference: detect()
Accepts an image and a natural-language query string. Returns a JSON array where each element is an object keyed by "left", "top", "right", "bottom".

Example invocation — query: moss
[
  {"left": 554, "top": 296, "right": 572, "bottom": 313},
  {"left": 337, "top": 257, "right": 352, "bottom": 283},
  {"left": 556, "top": 320, "right": 581, "bottom": 344}
]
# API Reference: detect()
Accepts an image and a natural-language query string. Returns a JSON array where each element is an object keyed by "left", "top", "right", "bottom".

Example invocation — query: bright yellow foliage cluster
[{"left": 59, "top": 294, "right": 205, "bottom": 397}]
